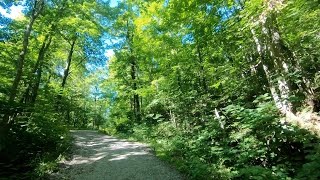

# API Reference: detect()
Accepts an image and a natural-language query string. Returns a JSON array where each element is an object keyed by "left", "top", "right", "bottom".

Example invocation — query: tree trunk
[
  {"left": 21, "top": 35, "right": 52, "bottom": 104},
  {"left": 56, "top": 37, "right": 76, "bottom": 113},
  {"left": 196, "top": 45, "right": 208, "bottom": 92},
  {"left": 126, "top": 18, "right": 141, "bottom": 122},
  {"left": 250, "top": 0, "right": 315, "bottom": 115},
  {"left": 169, "top": 109, "right": 177, "bottom": 128},
  {"left": 61, "top": 38, "right": 76, "bottom": 123},
  {"left": 62, "top": 38, "right": 77, "bottom": 88},
  {"left": 130, "top": 56, "right": 141, "bottom": 122},
  {"left": 250, "top": 3, "right": 296, "bottom": 115},
  {"left": 9, "top": 0, "right": 44, "bottom": 103}
]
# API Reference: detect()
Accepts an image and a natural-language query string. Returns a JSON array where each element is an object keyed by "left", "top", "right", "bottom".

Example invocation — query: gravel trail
[{"left": 52, "top": 130, "right": 184, "bottom": 180}]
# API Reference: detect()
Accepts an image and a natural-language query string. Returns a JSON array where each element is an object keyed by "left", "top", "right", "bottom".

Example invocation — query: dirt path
[{"left": 52, "top": 130, "right": 184, "bottom": 180}]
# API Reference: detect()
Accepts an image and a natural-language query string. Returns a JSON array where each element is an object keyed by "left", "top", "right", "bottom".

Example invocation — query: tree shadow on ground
[{"left": 51, "top": 130, "right": 184, "bottom": 180}]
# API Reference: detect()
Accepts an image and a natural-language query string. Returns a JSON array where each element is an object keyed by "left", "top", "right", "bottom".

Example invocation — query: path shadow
[{"left": 51, "top": 130, "right": 184, "bottom": 180}]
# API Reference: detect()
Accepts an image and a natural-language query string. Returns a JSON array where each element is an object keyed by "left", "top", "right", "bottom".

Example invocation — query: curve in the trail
[{"left": 52, "top": 130, "right": 184, "bottom": 180}]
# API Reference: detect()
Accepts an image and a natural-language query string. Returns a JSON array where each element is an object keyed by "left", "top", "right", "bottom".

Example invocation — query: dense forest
[{"left": 1, "top": 0, "right": 320, "bottom": 179}]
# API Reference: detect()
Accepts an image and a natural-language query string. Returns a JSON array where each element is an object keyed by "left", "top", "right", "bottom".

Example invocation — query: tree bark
[
  {"left": 20, "top": 35, "right": 52, "bottom": 104},
  {"left": 56, "top": 37, "right": 76, "bottom": 118},
  {"left": 250, "top": 2, "right": 296, "bottom": 115},
  {"left": 130, "top": 56, "right": 141, "bottom": 122},
  {"left": 251, "top": 25, "right": 292, "bottom": 115},
  {"left": 62, "top": 38, "right": 77, "bottom": 88},
  {"left": 9, "top": 0, "right": 44, "bottom": 103},
  {"left": 126, "top": 19, "right": 141, "bottom": 122},
  {"left": 31, "top": 36, "right": 52, "bottom": 103},
  {"left": 250, "top": 0, "right": 316, "bottom": 116}
]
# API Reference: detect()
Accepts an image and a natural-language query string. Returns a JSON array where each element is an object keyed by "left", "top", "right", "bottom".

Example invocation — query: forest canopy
[{"left": 1, "top": 0, "right": 320, "bottom": 179}]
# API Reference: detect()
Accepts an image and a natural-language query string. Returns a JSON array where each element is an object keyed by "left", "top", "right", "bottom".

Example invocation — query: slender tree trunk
[
  {"left": 21, "top": 35, "right": 52, "bottom": 104},
  {"left": 9, "top": 0, "right": 44, "bottom": 103},
  {"left": 8, "top": 17, "right": 35, "bottom": 103},
  {"left": 56, "top": 37, "right": 76, "bottom": 118},
  {"left": 61, "top": 38, "right": 76, "bottom": 124},
  {"left": 169, "top": 109, "right": 177, "bottom": 128},
  {"left": 130, "top": 56, "right": 141, "bottom": 122},
  {"left": 196, "top": 45, "right": 208, "bottom": 92},
  {"left": 62, "top": 38, "right": 77, "bottom": 88},
  {"left": 66, "top": 108, "right": 70, "bottom": 125},
  {"left": 126, "top": 18, "right": 141, "bottom": 122},
  {"left": 177, "top": 70, "right": 182, "bottom": 91}
]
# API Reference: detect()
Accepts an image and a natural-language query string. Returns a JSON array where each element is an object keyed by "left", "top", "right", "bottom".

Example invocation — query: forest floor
[{"left": 50, "top": 130, "right": 184, "bottom": 180}]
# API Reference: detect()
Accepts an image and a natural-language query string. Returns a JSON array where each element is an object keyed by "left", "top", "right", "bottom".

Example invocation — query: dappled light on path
[{"left": 51, "top": 130, "right": 183, "bottom": 180}]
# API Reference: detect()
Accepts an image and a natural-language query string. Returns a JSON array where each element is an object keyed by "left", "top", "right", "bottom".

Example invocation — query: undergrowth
[
  {"left": 0, "top": 103, "right": 73, "bottom": 179},
  {"left": 103, "top": 100, "right": 320, "bottom": 179}
]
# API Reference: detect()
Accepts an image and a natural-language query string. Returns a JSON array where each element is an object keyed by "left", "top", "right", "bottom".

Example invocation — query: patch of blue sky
[
  {"left": 214, "top": 5, "right": 238, "bottom": 32},
  {"left": 0, "top": 16, "right": 11, "bottom": 30},
  {"left": 86, "top": 0, "right": 121, "bottom": 100},
  {"left": 86, "top": 62, "right": 108, "bottom": 72},
  {"left": 163, "top": 0, "right": 169, "bottom": 7},
  {"left": 102, "top": 35, "right": 124, "bottom": 49},
  {"left": 182, "top": 33, "right": 195, "bottom": 44},
  {"left": 89, "top": 85, "right": 103, "bottom": 99},
  {"left": 110, "top": 0, "right": 119, "bottom": 7},
  {"left": 100, "top": 0, "right": 119, "bottom": 7},
  {"left": 0, "top": 4, "right": 23, "bottom": 19},
  {"left": 218, "top": 6, "right": 237, "bottom": 21},
  {"left": 105, "top": 49, "right": 115, "bottom": 59},
  {"left": 55, "top": 65, "right": 65, "bottom": 77},
  {"left": 206, "top": 4, "right": 213, "bottom": 15}
]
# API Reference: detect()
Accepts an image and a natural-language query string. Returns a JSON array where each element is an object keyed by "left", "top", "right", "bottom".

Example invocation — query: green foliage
[
  {"left": 104, "top": 95, "right": 320, "bottom": 179},
  {"left": 0, "top": 0, "right": 111, "bottom": 178},
  {"left": 2, "top": 0, "right": 320, "bottom": 179},
  {"left": 0, "top": 102, "right": 72, "bottom": 178},
  {"left": 297, "top": 145, "right": 320, "bottom": 180},
  {"left": 103, "top": 0, "right": 320, "bottom": 178}
]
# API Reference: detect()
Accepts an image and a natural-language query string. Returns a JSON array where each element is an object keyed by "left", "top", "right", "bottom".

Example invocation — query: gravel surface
[{"left": 52, "top": 130, "right": 184, "bottom": 180}]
